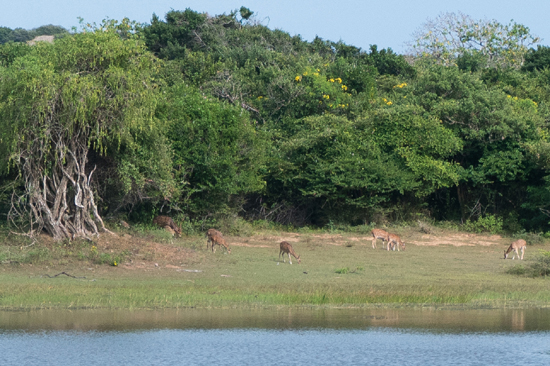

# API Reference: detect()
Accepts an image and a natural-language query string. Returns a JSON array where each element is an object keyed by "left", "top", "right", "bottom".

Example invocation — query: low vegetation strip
[{"left": 0, "top": 228, "right": 549, "bottom": 310}]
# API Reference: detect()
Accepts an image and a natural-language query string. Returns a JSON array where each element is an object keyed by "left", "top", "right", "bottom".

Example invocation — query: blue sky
[{"left": 1, "top": 0, "right": 549, "bottom": 53}]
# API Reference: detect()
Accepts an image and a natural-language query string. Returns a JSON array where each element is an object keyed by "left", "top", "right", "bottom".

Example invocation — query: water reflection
[{"left": 1, "top": 307, "right": 550, "bottom": 333}]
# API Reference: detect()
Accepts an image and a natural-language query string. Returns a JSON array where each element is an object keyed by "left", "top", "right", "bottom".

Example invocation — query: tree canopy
[{"left": 1, "top": 8, "right": 550, "bottom": 237}]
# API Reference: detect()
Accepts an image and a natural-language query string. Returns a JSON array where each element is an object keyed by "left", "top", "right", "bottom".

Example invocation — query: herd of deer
[{"left": 153, "top": 215, "right": 527, "bottom": 263}]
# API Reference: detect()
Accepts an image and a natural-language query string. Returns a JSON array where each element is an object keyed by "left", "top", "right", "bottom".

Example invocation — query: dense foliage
[{"left": 1, "top": 8, "right": 550, "bottom": 237}]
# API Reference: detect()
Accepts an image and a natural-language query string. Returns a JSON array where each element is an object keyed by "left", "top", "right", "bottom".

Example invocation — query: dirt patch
[
  {"left": 89, "top": 231, "right": 194, "bottom": 268},
  {"left": 407, "top": 233, "right": 504, "bottom": 247},
  {"left": 222, "top": 231, "right": 506, "bottom": 249}
]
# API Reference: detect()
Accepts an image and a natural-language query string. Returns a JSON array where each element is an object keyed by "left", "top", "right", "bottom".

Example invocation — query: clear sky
[{"left": 1, "top": 0, "right": 549, "bottom": 53}]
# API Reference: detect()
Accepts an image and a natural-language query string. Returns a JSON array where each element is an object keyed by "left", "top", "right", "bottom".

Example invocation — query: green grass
[{"left": 0, "top": 230, "right": 549, "bottom": 310}]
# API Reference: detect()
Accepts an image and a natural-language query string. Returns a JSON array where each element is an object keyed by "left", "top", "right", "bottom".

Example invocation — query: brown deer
[
  {"left": 210, "top": 234, "right": 231, "bottom": 254},
  {"left": 279, "top": 241, "right": 301, "bottom": 264},
  {"left": 387, "top": 233, "right": 405, "bottom": 251},
  {"left": 504, "top": 239, "right": 526, "bottom": 260},
  {"left": 206, "top": 228, "right": 223, "bottom": 250},
  {"left": 371, "top": 229, "right": 389, "bottom": 249},
  {"left": 153, "top": 215, "right": 182, "bottom": 237}
]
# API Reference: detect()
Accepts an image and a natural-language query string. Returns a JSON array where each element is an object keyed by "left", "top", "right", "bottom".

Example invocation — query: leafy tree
[
  {"left": 157, "top": 83, "right": 266, "bottom": 215},
  {"left": 522, "top": 46, "right": 550, "bottom": 72},
  {"left": 0, "top": 27, "right": 12, "bottom": 44},
  {"left": 411, "top": 12, "right": 540, "bottom": 68},
  {"left": 410, "top": 65, "right": 544, "bottom": 220},
  {"left": 365, "top": 45, "right": 415, "bottom": 77},
  {"left": 0, "top": 20, "right": 172, "bottom": 240}
]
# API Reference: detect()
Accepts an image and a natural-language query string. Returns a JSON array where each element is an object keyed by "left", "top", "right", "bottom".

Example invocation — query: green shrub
[
  {"left": 513, "top": 231, "right": 546, "bottom": 245},
  {"left": 505, "top": 265, "right": 527, "bottom": 275},
  {"left": 506, "top": 250, "right": 550, "bottom": 277},
  {"left": 463, "top": 214, "right": 503, "bottom": 234},
  {"left": 529, "top": 251, "right": 550, "bottom": 277}
]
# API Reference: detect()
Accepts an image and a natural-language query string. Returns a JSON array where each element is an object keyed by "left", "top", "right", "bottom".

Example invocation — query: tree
[
  {"left": 411, "top": 12, "right": 540, "bottom": 68},
  {"left": 0, "top": 27, "right": 12, "bottom": 44},
  {"left": 0, "top": 20, "right": 166, "bottom": 240},
  {"left": 411, "top": 65, "right": 544, "bottom": 221},
  {"left": 157, "top": 83, "right": 266, "bottom": 216},
  {"left": 522, "top": 46, "right": 550, "bottom": 72}
]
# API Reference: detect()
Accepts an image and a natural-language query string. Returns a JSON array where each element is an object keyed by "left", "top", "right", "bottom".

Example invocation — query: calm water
[{"left": 1, "top": 308, "right": 550, "bottom": 366}]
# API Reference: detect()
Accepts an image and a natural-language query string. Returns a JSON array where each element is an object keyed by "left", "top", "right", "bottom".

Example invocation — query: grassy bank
[{"left": 1, "top": 228, "right": 549, "bottom": 310}]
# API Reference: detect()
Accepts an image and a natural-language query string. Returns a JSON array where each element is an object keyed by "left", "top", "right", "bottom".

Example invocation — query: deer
[
  {"left": 152, "top": 215, "right": 182, "bottom": 237},
  {"left": 387, "top": 233, "right": 405, "bottom": 251},
  {"left": 371, "top": 228, "right": 390, "bottom": 249},
  {"left": 279, "top": 241, "right": 301, "bottom": 264},
  {"left": 504, "top": 239, "right": 526, "bottom": 260},
  {"left": 210, "top": 234, "right": 231, "bottom": 254},
  {"left": 206, "top": 228, "right": 223, "bottom": 250}
]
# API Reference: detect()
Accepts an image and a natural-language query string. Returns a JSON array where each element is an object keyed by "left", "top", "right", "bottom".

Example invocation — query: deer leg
[{"left": 521, "top": 247, "right": 525, "bottom": 260}]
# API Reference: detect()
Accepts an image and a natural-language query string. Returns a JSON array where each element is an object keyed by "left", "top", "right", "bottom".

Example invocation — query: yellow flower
[
  {"left": 335, "top": 78, "right": 342, "bottom": 84},
  {"left": 295, "top": 75, "right": 302, "bottom": 82},
  {"left": 257, "top": 96, "right": 264, "bottom": 99},
  {"left": 329, "top": 78, "right": 335, "bottom": 82},
  {"left": 341, "top": 85, "right": 348, "bottom": 91},
  {"left": 386, "top": 101, "right": 392, "bottom": 105},
  {"left": 323, "top": 94, "right": 330, "bottom": 99}
]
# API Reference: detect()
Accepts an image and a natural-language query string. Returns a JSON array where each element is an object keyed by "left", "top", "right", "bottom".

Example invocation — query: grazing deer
[
  {"left": 371, "top": 229, "right": 389, "bottom": 249},
  {"left": 504, "top": 239, "right": 526, "bottom": 260},
  {"left": 279, "top": 241, "right": 301, "bottom": 264},
  {"left": 206, "top": 228, "right": 223, "bottom": 250},
  {"left": 211, "top": 234, "right": 231, "bottom": 254},
  {"left": 153, "top": 215, "right": 182, "bottom": 237},
  {"left": 387, "top": 233, "right": 405, "bottom": 251}
]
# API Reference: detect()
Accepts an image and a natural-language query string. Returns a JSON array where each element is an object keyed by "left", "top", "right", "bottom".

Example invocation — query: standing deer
[
  {"left": 211, "top": 234, "right": 231, "bottom": 254},
  {"left": 371, "top": 229, "right": 389, "bottom": 249},
  {"left": 504, "top": 239, "right": 526, "bottom": 260},
  {"left": 152, "top": 215, "right": 182, "bottom": 237},
  {"left": 279, "top": 241, "right": 301, "bottom": 264},
  {"left": 206, "top": 228, "right": 223, "bottom": 250},
  {"left": 387, "top": 233, "right": 405, "bottom": 251}
]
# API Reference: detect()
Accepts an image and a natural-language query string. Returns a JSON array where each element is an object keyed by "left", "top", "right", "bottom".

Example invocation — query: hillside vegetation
[{"left": 1, "top": 9, "right": 550, "bottom": 239}]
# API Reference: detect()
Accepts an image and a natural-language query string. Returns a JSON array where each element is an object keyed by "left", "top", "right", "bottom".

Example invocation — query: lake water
[{"left": 1, "top": 308, "right": 550, "bottom": 365}]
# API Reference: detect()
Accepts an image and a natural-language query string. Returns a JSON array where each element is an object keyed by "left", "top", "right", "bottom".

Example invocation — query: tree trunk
[{"left": 10, "top": 131, "right": 110, "bottom": 241}]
